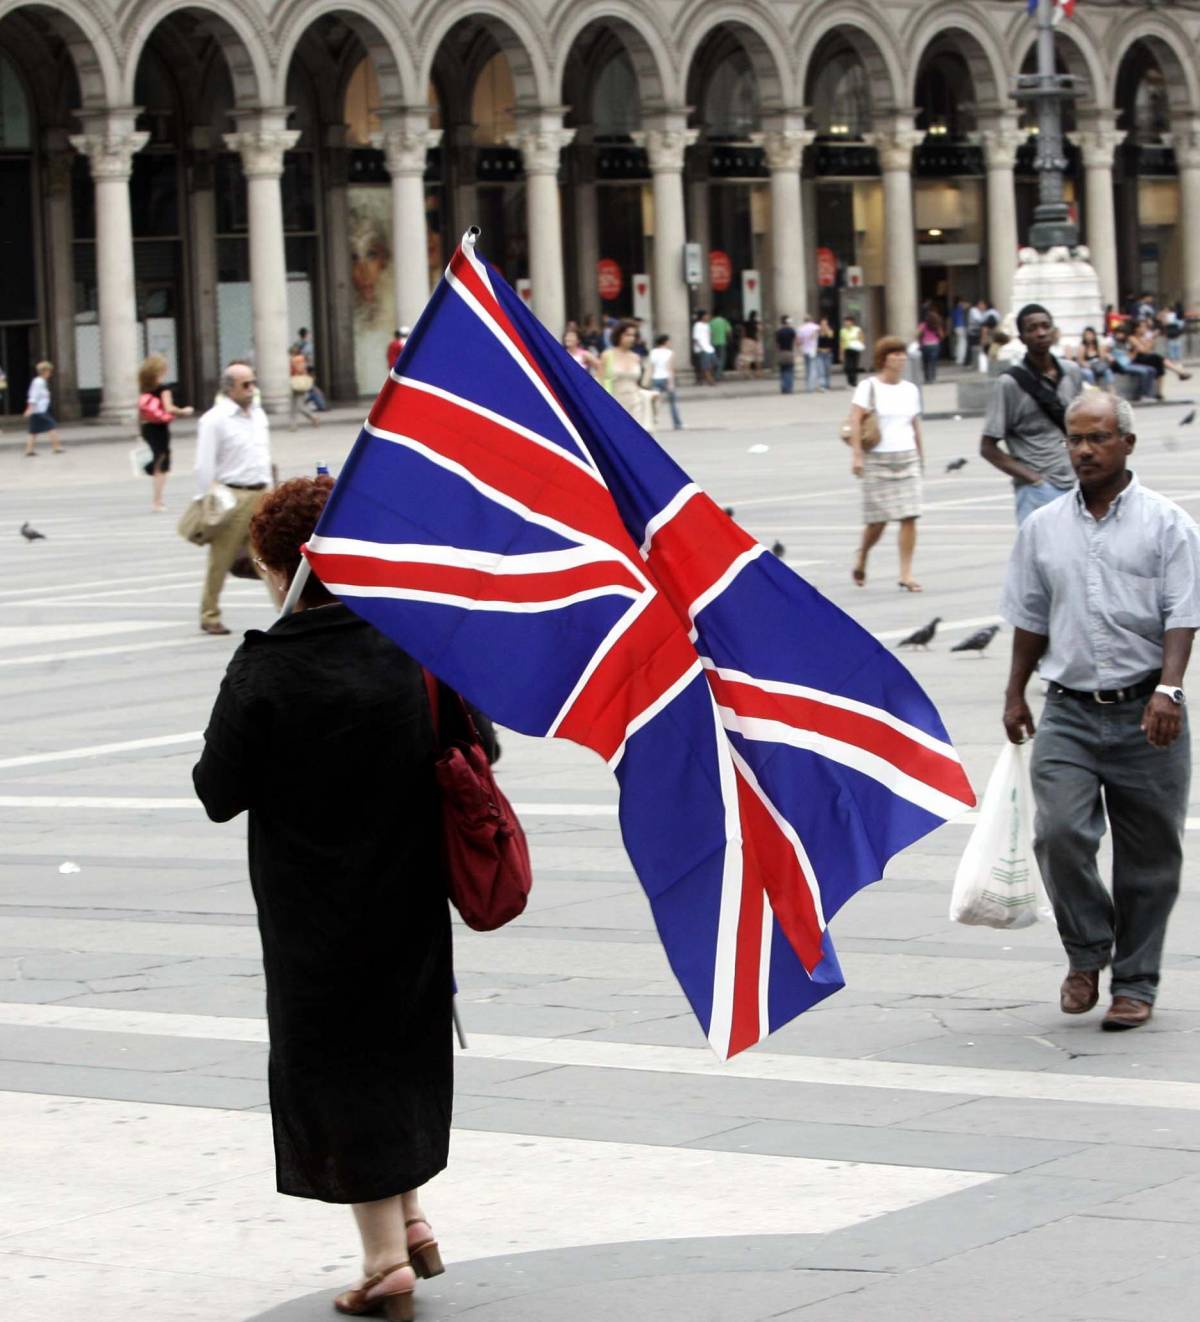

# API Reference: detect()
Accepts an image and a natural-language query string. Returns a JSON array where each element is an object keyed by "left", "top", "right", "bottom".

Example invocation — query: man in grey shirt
[
  {"left": 1001, "top": 393, "right": 1200, "bottom": 1030},
  {"left": 980, "top": 304, "right": 1083, "bottom": 525}
]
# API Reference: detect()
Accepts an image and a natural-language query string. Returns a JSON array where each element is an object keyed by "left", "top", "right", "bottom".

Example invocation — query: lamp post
[{"left": 1014, "top": 0, "right": 1078, "bottom": 250}]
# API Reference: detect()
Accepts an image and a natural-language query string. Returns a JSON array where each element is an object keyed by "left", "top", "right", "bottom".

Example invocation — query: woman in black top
[
  {"left": 816, "top": 317, "right": 837, "bottom": 391},
  {"left": 137, "top": 354, "right": 192, "bottom": 511},
  {"left": 193, "top": 477, "right": 491, "bottom": 1320}
]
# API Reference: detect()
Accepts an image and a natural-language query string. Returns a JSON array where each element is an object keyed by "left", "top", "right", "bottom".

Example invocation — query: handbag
[
  {"left": 840, "top": 377, "right": 881, "bottom": 450},
  {"left": 176, "top": 482, "right": 237, "bottom": 546},
  {"left": 423, "top": 669, "right": 531, "bottom": 931},
  {"left": 290, "top": 373, "right": 314, "bottom": 393}
]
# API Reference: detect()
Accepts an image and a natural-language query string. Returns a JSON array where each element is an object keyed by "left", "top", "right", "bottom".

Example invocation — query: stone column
[
  {"left": 643, "top": 117, "right": 698, "bottom": 368},
  {"left": 762, "top": 124, "right": 816, "bottom": 323},
  {"left": 510, "top": 111, "right": 575, "bottom": 333},
  {"left": 188, "top": 127, "right": 220, "bottom": 404},
  {"left": 447, "top": 124, "right": 477, "bottom": 244},
  {"left": 979, "top": 118, "right": 1026, "bottom": 311},
  {"left": 867, "top": 116, "right": 923, "bottom": 335},
  {"left": 223, "top": 109, "right": 299, "bottom": 415},
  {"left": 69, "top": 110, "right": 147, "bottom": 421},
  {"left": 1169, "top": 121, "right": 1200, "bottom": 314},
  {"left": 1071, "top": 115, "right": 1127, "bottom": 312},
  {"left": 41, "top": 130, "right": 80, "bottom": 419},
  {"left": 572, "top": 127, "right": 599, "bottom": 322},
  {"left": 379, "top": 112, "right": 441, "bottom": 330}
]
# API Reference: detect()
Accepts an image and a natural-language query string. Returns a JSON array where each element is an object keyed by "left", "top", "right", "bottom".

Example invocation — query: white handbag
[{"left": 949, "top": 742, "right": 1050, "bottom": 930}]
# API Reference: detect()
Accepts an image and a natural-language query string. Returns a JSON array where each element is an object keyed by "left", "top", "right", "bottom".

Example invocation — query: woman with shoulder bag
[
  {"left": 288, "top": 344, "right": 321, "bottom": 430},
  {"left": 138, "top": 353, "right": 193, "bottom": 511},
  {"left": 193, "top": 477, "right": 499, "bottom": 1320},
  {"left": 847, "top": 336, "right": 926, "bottom": 591}
]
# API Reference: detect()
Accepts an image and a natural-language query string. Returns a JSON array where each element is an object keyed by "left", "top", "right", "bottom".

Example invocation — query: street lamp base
[{"left": 1029, "top": 205, "right": 1079, "bottom": 253}]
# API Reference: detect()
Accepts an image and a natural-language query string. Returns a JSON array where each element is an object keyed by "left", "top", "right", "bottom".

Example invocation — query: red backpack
[{"left": 423, "top": 671, "right": 531, "bottom": 930}]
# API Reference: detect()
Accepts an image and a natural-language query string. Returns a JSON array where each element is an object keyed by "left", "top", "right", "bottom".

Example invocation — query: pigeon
[
  {"left": 951, "top": 624, "right": 1001, "bottom": 656},
  {"left": 770, "top": 540, "right": 786, "bottom": 558},
  {"left": 945, "top": 458, "right": 968, "bottom": 473},
  {"left": 20, "top": 522, "right": 46, "bottom": 542},
  {"left": 1180, "top": 409, "right": 1195, "bottom": 426},
  {"left": 896, "top": 616, "right": 942, "bottom": 650}
]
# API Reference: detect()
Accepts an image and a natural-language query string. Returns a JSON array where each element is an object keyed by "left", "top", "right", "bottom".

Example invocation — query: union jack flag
[{"left": 304, "top": 233, "right": 975, "bottom": 1059}]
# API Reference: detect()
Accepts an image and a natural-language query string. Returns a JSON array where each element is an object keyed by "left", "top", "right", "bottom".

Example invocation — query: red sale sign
[
  {"left": 709, "top": 250, "right": 733, "bottom": 292},
  {"left": 816, "top": 248, "right": 838, "bottom": 287},
  {"left": 597, "top": 259, "right": 623, "bottom": 301}
]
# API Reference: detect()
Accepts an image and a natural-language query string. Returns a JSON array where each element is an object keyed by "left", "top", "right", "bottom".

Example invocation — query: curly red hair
[{"left": 249, "top": 476, "right": 337, "bottom": 607}]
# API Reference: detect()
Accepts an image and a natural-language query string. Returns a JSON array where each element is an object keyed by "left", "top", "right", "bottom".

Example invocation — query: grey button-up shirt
[
  {"left": 1001, "top": 474, "right": 1200, "bottom": 690},
  {"left": 982, "top": 358, "right": 1082, "bottom": 489}
]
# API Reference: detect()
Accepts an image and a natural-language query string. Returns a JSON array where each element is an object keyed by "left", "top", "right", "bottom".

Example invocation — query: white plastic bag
[
  {"left": 950, "top": 742, "right": 1048, "bottom": 929},
  {"left": 128, "top": 440, "right": 153, "bottom": 477}
]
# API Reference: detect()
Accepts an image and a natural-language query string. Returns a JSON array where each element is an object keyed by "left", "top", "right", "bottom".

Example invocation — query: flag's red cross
[{"left": 305, "top": 244, "right": 973, "bottom": 1057}]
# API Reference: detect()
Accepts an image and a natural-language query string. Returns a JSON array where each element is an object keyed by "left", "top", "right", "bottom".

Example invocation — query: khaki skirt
[{"left": 862, "top": 449, "right": 922, "bottom": 523}]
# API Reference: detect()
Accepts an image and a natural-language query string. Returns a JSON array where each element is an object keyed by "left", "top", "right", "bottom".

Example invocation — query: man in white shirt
[
  {"left": 194, "top": 361, "right": 274, "bottom": 635},
  {"left": 691, "top": 310, "right": 715, "bottom": 385},
  {"left": 796, "top": 315, "right": 820, "bottom": 393}
]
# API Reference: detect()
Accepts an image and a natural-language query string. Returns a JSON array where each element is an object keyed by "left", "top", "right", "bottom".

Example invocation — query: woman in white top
[
  {"left": 24, "top": 360, "right": 62, "bottom": 457},
  {"left": 847, "top": 335, "right": 925, "bottom": 591},
  {"left": 648, "top": 334, "right": 683, "bottom": 430},
  {"left": 601, "top": 320, "right": 651, "bottom": 426}
]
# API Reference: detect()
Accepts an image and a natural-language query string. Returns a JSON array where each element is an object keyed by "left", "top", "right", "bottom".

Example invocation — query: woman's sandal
[
  {"left": 333, "top": 1262, "right": 416, "bottom": 1320},
  {"left": 898, "top": 580, "right": 923, "bottom": 593},
  {"left": 406, "top": 1218, "right": 445, "bottom": 1279}
]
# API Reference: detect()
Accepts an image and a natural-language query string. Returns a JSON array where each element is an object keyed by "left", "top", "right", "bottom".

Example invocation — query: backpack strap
[{"left": 1004, "top": 361, "right": 1067, "bottom": 434}]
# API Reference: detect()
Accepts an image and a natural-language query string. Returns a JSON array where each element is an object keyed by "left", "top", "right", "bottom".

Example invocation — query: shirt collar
[{"left": 1072, "top": 470, "right": 1139, "bottom": 519}]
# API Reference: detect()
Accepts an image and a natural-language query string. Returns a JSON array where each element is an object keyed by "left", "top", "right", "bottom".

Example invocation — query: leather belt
[
  {"left": 225, "top": 482, "right": 267, "bottom": 491},
  {"left": 1049, "top": 673, "right": 1160, "bottom": 705}
]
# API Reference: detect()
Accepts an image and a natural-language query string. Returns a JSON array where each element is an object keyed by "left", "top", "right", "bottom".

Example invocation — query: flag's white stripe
[
  {"left": 544, "top": 589, "right": 656, "bottom": 739},
  {"left": 728, "top": 742, "right": 827, "bottom": 933},
  {"left": 759, "top": 897, "right": 774, "bottom": 1043},
  {"left": 445, "top": 264, "right": 602, "bottom": 475},
  {"left": 701, "top": 661, "right": 959, "bottom": 762},
  {"left": 361, "top": 426, "right": 653, "bottom": 592},
  {"left": 707, "top": 690, "right": 744, "bottom": 1063},
  {"left": 307, "top": 535, "right": 630, "bottom": 576},
  {"left": 607, "top": 660, "right": 704, "bottom": 771},
  {"left": 719, "top": 709, "right": 969, "bottom": 823},
  {"left": 687, "top": 546, "right": 767, "bottom": 630},
  {"left": 640, "top": 483, "right": 701, "bottom": 558},
  {"left": 323, "top": 582, "right": 639, "bottom": 614},
  {"left": 390, "top": 374, "right": 605, "bottom": 487}
]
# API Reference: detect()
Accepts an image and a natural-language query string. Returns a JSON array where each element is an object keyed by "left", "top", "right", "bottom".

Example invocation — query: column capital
[
  {"left": 866, "top": 116, "right": 923, "bottom": 173},
  {"left": 978, "top": 116, "right": 1026, "bottom": 171},
  {"left": 223, "top": 109, "right": 299, "bottom": 179},
  {"left": 69, "top": 109, "right": 147, "bottom": 181},
  {"left": 761, "top": 128, "right": 816, "bottom": 174},
  {"left": 509, "top": 115, "right": 575, "bottom": 176},
  {"left": 639, "top": 126, "right": 699, "bottom": 174},
  {"left": 376, "top": 110, "right": 442, "bottom": 177},
  {"left": 1070, "top": 115, "right": 1127, "bottom": 169},
  {"left": 1168, "top": 120, "right": 1200, "bottom": 171}
]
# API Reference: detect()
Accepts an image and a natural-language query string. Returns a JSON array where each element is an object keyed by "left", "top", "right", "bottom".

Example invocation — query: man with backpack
[{"left": 979, "top": 304, "right": 1083, "bottom": 525}]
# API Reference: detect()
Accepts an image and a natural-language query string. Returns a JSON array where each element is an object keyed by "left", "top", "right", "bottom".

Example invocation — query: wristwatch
[{"left": 1155, "top": 684, "right": 1186, "bottom": 705}]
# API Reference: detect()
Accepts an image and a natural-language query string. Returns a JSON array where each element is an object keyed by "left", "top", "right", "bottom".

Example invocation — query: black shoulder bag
[{"left": 1003, "top": 360, "right": 1068, "bottom": 435}]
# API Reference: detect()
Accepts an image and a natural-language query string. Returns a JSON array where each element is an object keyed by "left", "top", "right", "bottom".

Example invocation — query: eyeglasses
[{"left": 1066, "top": 432, "right": 1117, "bottom": 446}]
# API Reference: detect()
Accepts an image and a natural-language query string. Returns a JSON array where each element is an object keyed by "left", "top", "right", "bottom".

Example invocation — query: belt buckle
[{"left": 1093, "top": 690, "right": 1119, "bottom": 704}]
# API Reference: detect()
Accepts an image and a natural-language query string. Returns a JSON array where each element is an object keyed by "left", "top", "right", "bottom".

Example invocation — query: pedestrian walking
[
  {"left": 1161, "top": 305, "right": 1186, "bottom": 364},
  {"left": 602, "top": 318, "right": 652, "bottom": 424},
  {"left": 691, "top": 310, "right": 716, "bottom": 385},
  {"left": 775, "top": 315, "right": 797, "bottom": 393},
  {"left": 138, "top": 352, "right": 193, "bottom": 511},
  {"left": 797, "top": 313, "right": 819, "bottom": 392},
  {"left": 816, "top": 316, "right": 836, "bottom": 390},
  {"left": 1001, "top": 392, "right": 1200, "bottom": 1031},
  {"left": 23, "top": 360, "right": 62, "bottom": 456},
  {"left": 709, "top": 309, "right": 731, "bottom": 380},
  {"left": 288, "top": 344, "right": 321, "bottom": 430},
  {"left": 294, "top": 327, "right": 328, "bottom": 410},
  {"left": 952, "top": 297, "right": 969, "bottom": 365},
  {"left": 916, "top": 308, "right": 944, "bottom": 383},
  {"left": 840, "top": 315, "right": 864, "bottom": 388},
  {"left": 194, "top": 361, "right": 273, "bottom": 635},
  {"left": 847, "top": 335, "right": 925, "bottom": 592},
  {"left": 649, "top": 333, "right": 683, "bottom": 429},
  {"left": 980, "top": 303, "right": 1083, "bottom": 525},
  {"left": 563, "top": 327, "right": 599, "bottom": 377},
  {"left": 193, "top": 475, "right": 491, "bottom": 1320}
]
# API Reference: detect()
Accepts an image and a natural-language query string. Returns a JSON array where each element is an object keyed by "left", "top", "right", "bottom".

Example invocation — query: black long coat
[{"left": 193, "top": 604, "right": 455, "bottom": 1203}]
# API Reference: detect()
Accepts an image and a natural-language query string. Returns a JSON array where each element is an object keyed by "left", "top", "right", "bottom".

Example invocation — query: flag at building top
[
  {"left": 1055, "top": 0, "right": 1077, "bottom": 22},
  {"left": 303, "top": 231, "right": 976, "bottom": 1060}
]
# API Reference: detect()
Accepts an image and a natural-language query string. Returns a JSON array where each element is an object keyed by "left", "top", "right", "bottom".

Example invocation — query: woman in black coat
[{"left": 193, "top": 476, "right": 477, "bottom": 1321}]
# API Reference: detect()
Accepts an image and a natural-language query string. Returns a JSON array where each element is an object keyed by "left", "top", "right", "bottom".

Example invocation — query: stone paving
[{"left": 2, "top": 379, "right": 1200, "bottom": 1319}]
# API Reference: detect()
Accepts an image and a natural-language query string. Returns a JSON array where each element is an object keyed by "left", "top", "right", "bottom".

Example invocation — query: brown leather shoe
[
  {"left": 1101, "top": 996, "right": 1152, "bottom": 1031},
  {"left": 334, "top": 1262, "right": 415, "bottom": 1319},
  {"left": 1060, "top": 968, "right": 1100, "bottom": 1014},
  {"left": 200, "top": 621, "right": 231, "bottom": 636}
]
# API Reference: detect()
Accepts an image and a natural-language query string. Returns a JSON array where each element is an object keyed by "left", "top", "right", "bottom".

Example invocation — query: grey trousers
[{"left": 1031, "top": 689, "right": 1190, "bottom": 1003}]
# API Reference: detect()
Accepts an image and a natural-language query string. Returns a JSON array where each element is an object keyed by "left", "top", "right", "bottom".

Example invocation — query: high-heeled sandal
[
  {"left": 406, "top": 1218, "right": 445, "bottom": 1279},
  {"left": 333, "top": 1262, "right": 416, "bottom": 1320}
]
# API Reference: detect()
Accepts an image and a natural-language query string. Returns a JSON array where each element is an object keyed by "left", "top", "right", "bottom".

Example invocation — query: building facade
[{"left": 1, "top": 0, "right": 1198, "bottom": 418}]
